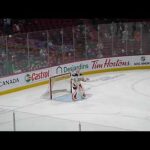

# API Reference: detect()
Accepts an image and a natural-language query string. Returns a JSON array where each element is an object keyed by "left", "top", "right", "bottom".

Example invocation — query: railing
[
  {"left": 1, "top": 21, "right": 150, "bottom": 78},
  {"left": 0, "top": 110, "right": 131, "bottom": 131}
]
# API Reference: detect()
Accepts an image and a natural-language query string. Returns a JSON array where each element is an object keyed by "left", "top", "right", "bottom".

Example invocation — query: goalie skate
[{"left": 81, "top": 93, "right": 86, "bottom": 99}]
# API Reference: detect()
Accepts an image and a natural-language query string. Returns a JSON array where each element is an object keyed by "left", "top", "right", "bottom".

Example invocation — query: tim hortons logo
[
  {"left": 91, "top": 59, "right": 130, "bottom": 69},
  {"left": 25, "top": 70, "right": 50, "bottom": 82}
]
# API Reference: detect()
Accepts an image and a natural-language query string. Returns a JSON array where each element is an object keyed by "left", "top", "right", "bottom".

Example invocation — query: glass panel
[
  {"left": 1, "top": 21, "right": 150, "bottom": 78},
  {"left": 15, "top": 111, "right": 79, "bottom": 131},
  {"left": 113, "top": 22, "right": 128, "bottom": 57},
  {"left": 0, "top": 110, "right": 132, "bottom": 131},
  {"left": 0, "top": 36, "right": 7, "bottom": 77},
  {"left": 86, "top": 23, "right": 99, "bottom": 59},
  {"left": 0, "top": 111, "right": 14, "bottom": 131},
  {"left": 80, "top": 121, "right": 131, "bottom": 131},
  {"left": 98, "top": 24, "right": 112, "bottom": 58},
  {"left": 63, "top": 27, "right": 74, "bottom": 64},
  {"left": 28, "top": 31, "right": 48, "bottom": 71},
  {"left": 74, "top": 25, "right": 87, "bottom": 61},
  {"left": 7, "top": 33, "right": 29, "bottom": 75},
  {"left": 47, "top": 29, "right": 63, "bottom": 66},
  {"left": 142, "top": 21, "right": 150, "bottom": 55},
  {"left": 127, "top": 22, "right": 142, "bottom": 56}
]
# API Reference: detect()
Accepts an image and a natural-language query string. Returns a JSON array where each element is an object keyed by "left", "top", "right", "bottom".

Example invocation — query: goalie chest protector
[{"left": 71, "top": 73, "right": 83, "bottom": 82}]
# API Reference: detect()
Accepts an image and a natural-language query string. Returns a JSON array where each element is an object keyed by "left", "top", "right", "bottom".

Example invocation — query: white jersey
[
  {"left": 71, "top": 70, "right": 88, "bottom": 100},
  {"left": 71, "top": 73, "right": 84, "bottom": 85}
]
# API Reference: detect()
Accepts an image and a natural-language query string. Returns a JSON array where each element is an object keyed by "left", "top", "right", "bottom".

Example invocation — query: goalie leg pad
[
  {"left": 79, "top": 84, "right": 86, "bottom": 98},
  {"left": 72, "top": 89, "right": 77, "bottom": 101}
]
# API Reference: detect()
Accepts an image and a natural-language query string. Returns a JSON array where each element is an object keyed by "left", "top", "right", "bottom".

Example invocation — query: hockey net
[{"left": 49, "top": 73, "right": 72, "bottom": 100}]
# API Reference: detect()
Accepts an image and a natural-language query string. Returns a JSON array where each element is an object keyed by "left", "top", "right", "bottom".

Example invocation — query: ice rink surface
[{"left": 1, "top": 69, "right": 150, "bottom": 131}]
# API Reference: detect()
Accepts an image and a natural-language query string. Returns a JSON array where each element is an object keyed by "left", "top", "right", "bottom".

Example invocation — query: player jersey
[{"left": 71, "top": 73, "right": 84, "bottom": 84}]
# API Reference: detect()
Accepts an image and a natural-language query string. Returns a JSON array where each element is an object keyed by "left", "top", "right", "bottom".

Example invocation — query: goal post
[{"left": 49, "top": 73, "right": 72, "bottom": 100}]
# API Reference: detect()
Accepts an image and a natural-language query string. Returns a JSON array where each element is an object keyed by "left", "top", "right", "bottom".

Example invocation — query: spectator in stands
[
  {"left": 117, "top": 22, "right": 124, "bottom": 38},
  {"left": 110, "top": 23, "right": 114, "bottom": 37},
  {"left": 142, "top": 22, "right": 150, "bottom": 33},
  {"left": 1, "top": 51, "right": 6, "bottom": 59},
  {"left": 48, "top": 40, "right": 53, "bottom": 48},
  {"left": 13, "top": 23, "right": 20, "bottom": 33},
  {"left": 134, "top": 31, "right": 141, "bottom": 42},
  {"left": 0, "top": 51, "right": 7, "bottom": 76},
  {"left": 3, "top": 18, "right": 12, "bottom": 35},
  {"left": 116, "top": 23, "right": 119, "bottom": 36},
  {"left": 132, "top": 23, "right": 136, "bottom": 38},
  {"left": 97, "top": 42, "right": 104, "bottom": 58},
  {"left": 122, "top": 29, "right": 128, "bottom": 43},
  {"left": 121, "top": 49, "right": 126, "bottom": 55},
  {"left": 0, "top": 62, "right": 3, "bottom": 77},
  {"left": 39, "top": 48, "right": 47, "bottom": 62}
]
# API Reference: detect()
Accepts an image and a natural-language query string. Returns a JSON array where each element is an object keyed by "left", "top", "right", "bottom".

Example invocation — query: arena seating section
[{"left": 0, "top": 19, "right": 150, "bottom": 77}]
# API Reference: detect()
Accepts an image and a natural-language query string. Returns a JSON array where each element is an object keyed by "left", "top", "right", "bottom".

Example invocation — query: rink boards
[{"left": 1, "top": 55, "right": 150, "bottom": 95}]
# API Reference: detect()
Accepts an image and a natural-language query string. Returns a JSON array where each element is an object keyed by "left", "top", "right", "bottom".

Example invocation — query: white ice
[{"left": 1, "top": 70, "right": 150, "bottom": 131}]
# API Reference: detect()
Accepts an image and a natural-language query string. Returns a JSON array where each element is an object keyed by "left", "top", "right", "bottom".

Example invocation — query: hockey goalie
[{"left": 71, "top": 68, "right": 89, "bottom": 101}]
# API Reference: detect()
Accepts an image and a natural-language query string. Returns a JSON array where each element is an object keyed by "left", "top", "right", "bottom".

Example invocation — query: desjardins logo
[
  {"left": 56, "top": 66, "right": 63, "bottom": 74},
  {"left": 56, "top": 64, "right": 89, "bottom": 74}
]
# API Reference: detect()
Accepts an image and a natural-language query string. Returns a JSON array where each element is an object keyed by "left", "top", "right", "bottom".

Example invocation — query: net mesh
[{"left": 50, "top": 73, "right": 71, "bottom": 99}]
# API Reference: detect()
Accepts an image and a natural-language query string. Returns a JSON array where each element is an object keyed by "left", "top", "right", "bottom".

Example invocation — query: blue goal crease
[{"left": 54, "top": 94, "right": 86, "bottom": 102}]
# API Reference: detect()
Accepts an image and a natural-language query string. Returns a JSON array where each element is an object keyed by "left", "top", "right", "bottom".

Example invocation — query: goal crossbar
[{"left": 49, "top": 73, "right": 72, "bottom": 100}]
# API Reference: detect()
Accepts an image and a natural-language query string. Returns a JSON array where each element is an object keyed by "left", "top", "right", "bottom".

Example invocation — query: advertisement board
[{"left": 1, "top": 55, "right": 150, "bottom": 94}]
